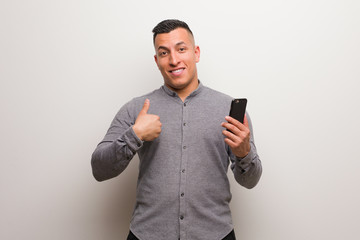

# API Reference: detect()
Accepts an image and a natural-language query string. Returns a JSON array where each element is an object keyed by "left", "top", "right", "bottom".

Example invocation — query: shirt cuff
[
  {"left": 235, "top": 148, "right": 255, "bottom": 170},
  {"left": 121, "top": 126, "right": 144, "bottom": 152}
]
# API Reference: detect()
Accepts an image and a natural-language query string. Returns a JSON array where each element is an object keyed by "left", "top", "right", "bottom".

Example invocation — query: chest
[{"left": 149, "top": 100, "right": 229, "bottom": 148}]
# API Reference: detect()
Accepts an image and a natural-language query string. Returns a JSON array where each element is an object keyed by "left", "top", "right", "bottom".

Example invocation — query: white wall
[{"left": 1, "top": 0, "right": 359, "bottom": 239}]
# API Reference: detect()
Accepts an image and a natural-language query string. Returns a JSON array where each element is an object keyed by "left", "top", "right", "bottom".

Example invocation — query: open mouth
[{"left": 169, "top": 68, "right": 185, "bottom": 76}]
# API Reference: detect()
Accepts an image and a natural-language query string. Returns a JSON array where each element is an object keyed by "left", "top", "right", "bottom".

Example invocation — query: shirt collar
[{"left": 161, "top": 80, "right": 204, "bottom": 99}]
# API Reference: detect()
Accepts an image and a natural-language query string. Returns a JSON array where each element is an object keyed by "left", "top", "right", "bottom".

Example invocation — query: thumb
[
  {"left": 140, "top": 99, "right": 150, "bottom": 115},
  {"left": 243, "top": 114, "right": 249, "bottom": 128}
]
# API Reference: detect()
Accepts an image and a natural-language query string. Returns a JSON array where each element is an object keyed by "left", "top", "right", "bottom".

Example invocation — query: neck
[{"left": 167, "top": 79, "right": 199, "bottom": 102}]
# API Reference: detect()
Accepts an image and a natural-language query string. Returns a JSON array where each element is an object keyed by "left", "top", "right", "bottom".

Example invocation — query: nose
[{"left": 169, "top": 52, "right": 179, "bottom": 66}]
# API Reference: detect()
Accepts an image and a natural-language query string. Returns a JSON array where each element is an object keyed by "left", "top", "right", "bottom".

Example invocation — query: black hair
[{"left": 152, "top": 19, "right": 193, "bottom": 44}]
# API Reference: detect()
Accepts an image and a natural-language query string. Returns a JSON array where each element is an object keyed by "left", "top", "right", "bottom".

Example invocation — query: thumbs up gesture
[{"left": 132, "top": 99, "right": 162, "bottom": 141}]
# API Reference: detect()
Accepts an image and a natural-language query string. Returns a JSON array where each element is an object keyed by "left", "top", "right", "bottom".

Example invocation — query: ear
[
  {"left": 194, "top": 45, "right": 200, "bottom": 63},
  {"left": 154, "top": 54, "right": 159, "bottom": 68}
]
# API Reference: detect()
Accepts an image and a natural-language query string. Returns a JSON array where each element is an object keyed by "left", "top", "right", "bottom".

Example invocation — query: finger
[
  {"left": 223, "top": 135, "right": 239, "bottom": 150},
  {"left": 243, "top": 114, "right": 249, "bottom": 128},
  {"left": 222, "top": 129, "right": 240, "bottom": 143},
  {"left": 221, "top": 122, "right": 241, "bottom": 136},
  {"left": 140, "top": 99, "right": 150, "bottom": 114},
  {"left": 225, "top": 116, "right": 247, "bottom": 131}
]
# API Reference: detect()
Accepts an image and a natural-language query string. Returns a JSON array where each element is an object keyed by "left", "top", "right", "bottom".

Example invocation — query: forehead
[{"left": 154, "top": 28, "right": 194, "bottom": 48}]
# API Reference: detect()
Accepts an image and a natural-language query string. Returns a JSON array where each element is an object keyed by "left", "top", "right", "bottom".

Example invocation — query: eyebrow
[{"left": 157, "top": 41, "right": 187, "bottom": 51}]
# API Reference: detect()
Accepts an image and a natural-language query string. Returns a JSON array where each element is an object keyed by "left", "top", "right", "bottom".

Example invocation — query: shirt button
[
  {"left": 184, "top": 103, "right": 187, "bottom": 107},
  {"left": 183, "top": 146, "right": 186, "bottom": 149},
  {"left": 181, "top": 193, "right": 184, "bottom": 197},
  {"left": 183, "top": 123, "right": 186, "bottom": 126},
  {"left": 180, "top": 216, "right": 184, "bottom": 220},
  {"left": 182, "top": 169, "right": 185, "bottom": 173}
]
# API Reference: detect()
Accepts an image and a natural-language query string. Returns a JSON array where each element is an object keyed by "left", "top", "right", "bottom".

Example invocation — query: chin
[
  {"left": 165, "top": 78, "right": 186, "bottom": 87},
  {"left": 168, "top": 81, "right": 189, "bottom": 90}
]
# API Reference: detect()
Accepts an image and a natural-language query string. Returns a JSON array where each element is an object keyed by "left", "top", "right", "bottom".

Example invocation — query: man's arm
[
  {"left": 91, "top": 99, "right": 161, "bottom": 181},
  {"left": 222, "top": 113, "right": 262, "bottom": 189}
]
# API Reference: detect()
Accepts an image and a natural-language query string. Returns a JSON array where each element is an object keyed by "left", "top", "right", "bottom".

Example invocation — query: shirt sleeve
[
  {"left": 91, "top": 100, "right": 143, "bottom": 181},
  {"left": 229, "top": 112, "right": 262, "bottom": 189}
]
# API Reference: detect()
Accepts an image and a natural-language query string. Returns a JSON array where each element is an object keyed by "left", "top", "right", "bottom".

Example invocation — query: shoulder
[
  {"left": 203, "top": 86, "right": 232, "bottom": 98},
  {"left": 201, "top": 85, "right": 233, "bottom": 104},
  {"left": 129, "top": 87, "right": 165, "bottom": 109},
  {"left": 127, "top": 87, "right": 164, "bottom": 105},
  {"left": 116, "top": 88, "right": 163, "bottom": 118}
]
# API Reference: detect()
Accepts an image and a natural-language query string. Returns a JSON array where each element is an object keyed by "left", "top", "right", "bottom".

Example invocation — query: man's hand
[
  {"left": 221, "top": 115, "right": 251, "bottom": 158},
  {"left": 132, "top": 99, "right": 162, "bottom": 141}
]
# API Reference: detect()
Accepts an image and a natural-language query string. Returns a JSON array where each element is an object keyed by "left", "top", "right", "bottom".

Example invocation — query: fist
[
  {"left": 221, "top": 115, "right": 251, "bottom": 158},
  {"left": 133, "top": 99, "right": 162, "bottom": 141}
]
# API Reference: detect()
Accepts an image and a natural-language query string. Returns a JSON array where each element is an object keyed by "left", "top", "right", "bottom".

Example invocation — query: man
[{"left": 91, "top": 19, "right": 262, "bottom": 240}]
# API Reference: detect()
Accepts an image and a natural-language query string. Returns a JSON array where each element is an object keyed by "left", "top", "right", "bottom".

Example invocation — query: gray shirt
[{"left": 91, "top": 82, "right": 262, "bottom": 240}]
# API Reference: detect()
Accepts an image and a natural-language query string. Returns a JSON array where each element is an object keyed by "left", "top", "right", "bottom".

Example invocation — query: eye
[
  {"left": 159, "top": 51, "right": 168, "bottom": 56},
  {"left": 179, "top": 47, "right": 186, "bottom": 52}
]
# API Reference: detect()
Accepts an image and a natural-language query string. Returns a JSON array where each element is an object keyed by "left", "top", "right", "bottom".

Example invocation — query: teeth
[{"left": 172, "top": 69, "right": 183, "bottom": 73}]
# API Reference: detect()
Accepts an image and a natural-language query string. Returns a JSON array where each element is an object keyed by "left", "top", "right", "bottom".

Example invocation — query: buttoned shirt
[{"left": 91, "top": 82, "right": 262, "bottom": 240}]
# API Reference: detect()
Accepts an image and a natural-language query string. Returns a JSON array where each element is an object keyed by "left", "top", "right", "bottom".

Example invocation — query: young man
[{"left": 91, "top": 19, "right": 262, "bottom": 240}]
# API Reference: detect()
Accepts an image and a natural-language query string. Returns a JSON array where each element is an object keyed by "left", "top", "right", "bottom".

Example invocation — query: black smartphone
[{"left": 229, "top": 98, "right": 247, "bottom": 124}]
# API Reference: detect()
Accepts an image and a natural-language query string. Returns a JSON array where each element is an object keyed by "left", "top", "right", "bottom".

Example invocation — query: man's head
[
  {"left": 152, "top": 19, "right": 200, "bottom": 98},
  {"left": 152, "top": 19, "right": 194, "bottom": 45}
]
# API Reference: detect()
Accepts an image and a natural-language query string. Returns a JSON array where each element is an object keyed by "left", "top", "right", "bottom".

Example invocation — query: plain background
[{"left": 1, "top": 0, "right": 359, "bottom": 239}]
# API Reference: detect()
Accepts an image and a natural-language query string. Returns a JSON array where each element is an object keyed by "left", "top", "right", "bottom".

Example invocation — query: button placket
[{"left": 179, "top": 101, "right": 188, "bottom": 238}]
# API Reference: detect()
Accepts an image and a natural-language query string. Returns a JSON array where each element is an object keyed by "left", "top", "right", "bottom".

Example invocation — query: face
[{"left": 154, "top": 28, "right": 200, "bottom": 94}]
